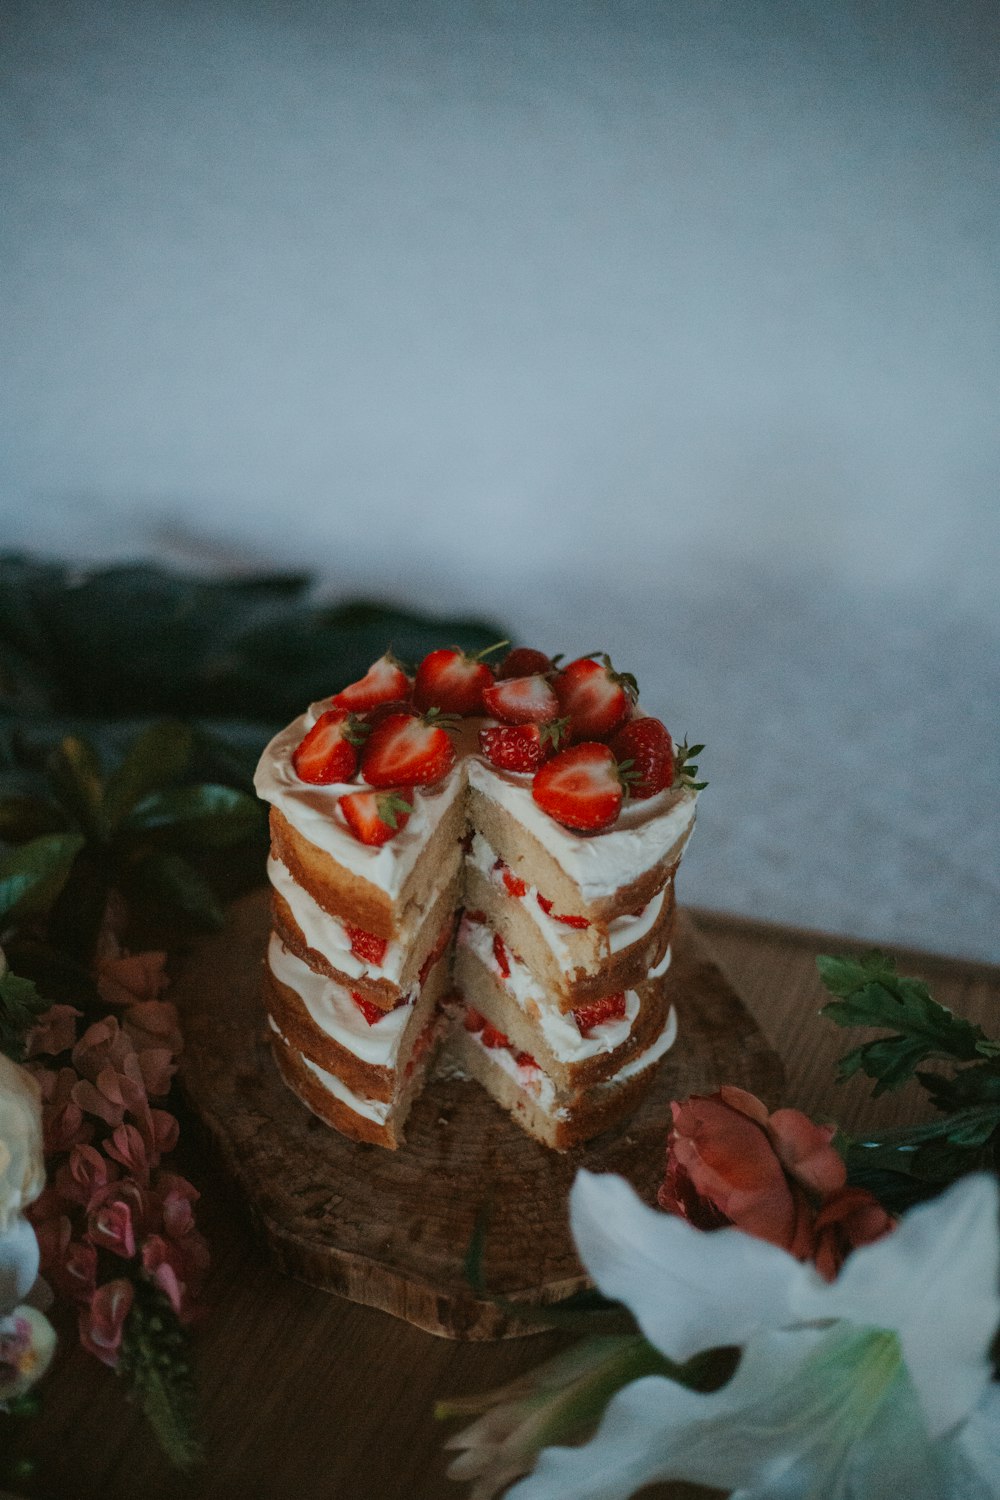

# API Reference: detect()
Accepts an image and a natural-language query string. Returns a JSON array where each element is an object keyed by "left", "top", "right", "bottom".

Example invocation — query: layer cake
[{"left": 254, "top": 645, "right": 702, "bottom": 1149}]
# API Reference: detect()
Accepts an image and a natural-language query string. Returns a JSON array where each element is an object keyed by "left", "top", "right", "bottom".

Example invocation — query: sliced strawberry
[
  {"left": 535, "top": 893, "right": 590, "bottom": 928},
  {"left": 481, "top": 1023, "right": 511, "bottom": 1050},
  {"left": 478, "top": 719, "right": 569, "bottom": 773},
  {"left": 413, "top": 641, "right": 508, "bottom": 715},
  {"left": 405, "top": 1017, "right": 437, "bottom": 1076},
  {"left": 492, "top": 932, "right": 511, "bottom": 979},
  {"left": 463, "top": 908, "right": 487, "bottom": 924},
  {"left": 338, "top": 787, "right": 414, "bottom": 845},
  {"left": 532, "top": 743, "right": 625, "bottom": 832},
  {"left": 498, "top": 647, "right": 555, "bottom": 680},
  {"left": 292, "top": 710, "right": 367, "bottom": 784},
  {"left": 331, "top": 652, "right": 412, "bottom": 712},
  {"left": 464, "top": 1005, "right": 487, "bottom": 1033},
  {"left": 573, "top": 992, "right": 627, "bottom": 1036},
  {"left": 482, "top": 674, "right": 560, "bottom": 725},
  {"left": 611, "top": 717, "right": 674, "bottom": 799},
  {"left": 553, "top": 655, "right": 637, "bottom": 740},
  {"left": 501, "top": 867, "right": 528, "bottom": 899},
  {"left": 515, "top": 1050, "right": 538, "bottom": 1070},
  {"left": 351, "top": 991, "right": 388, "bottom": 1027},
  {"left": 418, "top": 916, "right": 455, "bottom": 987},
  {"left": 346, "top": 924, "right": 388, "bottom": 965},
  {"left": 362, "top": 711, "right": 456, "bottom": 788}
]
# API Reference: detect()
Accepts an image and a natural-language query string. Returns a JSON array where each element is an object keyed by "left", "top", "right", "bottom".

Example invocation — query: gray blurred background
[{"left": 3, "top": 0, "right": 998, "bottom": 960}]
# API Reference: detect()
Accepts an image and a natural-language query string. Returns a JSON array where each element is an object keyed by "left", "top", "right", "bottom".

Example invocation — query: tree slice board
[{"left": 175, "top": 889, "right": 784, "bottom": 1340}]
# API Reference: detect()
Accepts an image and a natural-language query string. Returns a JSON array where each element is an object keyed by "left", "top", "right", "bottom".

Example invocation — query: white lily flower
[{"left": 507, "top": 1171, "right": 1000, "bottom": 1500}]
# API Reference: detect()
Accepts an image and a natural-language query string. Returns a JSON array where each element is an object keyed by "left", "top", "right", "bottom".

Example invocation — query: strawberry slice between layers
[
  {"left": 346, "top": 925, "right": 388, "bottom": 966},
  {"left": 535, "top": 894, "right": 590, "bottom": 929},
  {"left": 573, "top": 992, "right": 627, "bottom": 1037}
]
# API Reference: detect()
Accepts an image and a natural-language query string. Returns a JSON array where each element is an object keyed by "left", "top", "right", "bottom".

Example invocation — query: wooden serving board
[{"left": 175, "top": 889, "right": 784, "bottom": 1340}]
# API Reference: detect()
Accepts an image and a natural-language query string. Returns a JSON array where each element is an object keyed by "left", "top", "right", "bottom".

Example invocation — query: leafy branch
[{"left": 818, "top": 950, "right": 1000, "bottom": 1210}]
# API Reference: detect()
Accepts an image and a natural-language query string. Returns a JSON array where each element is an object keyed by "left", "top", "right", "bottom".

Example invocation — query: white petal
[
  {"left": 0, "top": 1215, "right": 40, "bottom": 1314},
  {"left": 935, "top": 1384, "right": 1000, "bottom": 1500},
  {"left": 793, "top": 1174, "right": 1000, "bottom": 1439},
  {"left": 569, "top": 1170, "right": 815, "bottom": 1362}
]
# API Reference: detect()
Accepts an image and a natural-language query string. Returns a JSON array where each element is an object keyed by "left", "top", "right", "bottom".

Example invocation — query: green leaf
[
  {"left": 134, "top": 853, "right": 224, "bottom": 929},
  {"left": 119, "top": 1279, "right": 200, "bottom": 1471},
  {"left": 0, "top": 968, "right": 49, "bottom": 1062},
  {"left": 124, "top": 784, "right": 262, "bottom": 848},
  {"left": 46, "top": 736, "right": 106, "bottom": 841},
  {"left": 103, "top": 720, "right": 193, "bottom": 829},
  {"left": 0, "top": 795, "right": 68, "bottom": 843},
  {"left": 818, "top": 950, "right": 998, "bottom": 1093},
  {"left": 0, "top": 833, "right": 85, "bottom": 928}
]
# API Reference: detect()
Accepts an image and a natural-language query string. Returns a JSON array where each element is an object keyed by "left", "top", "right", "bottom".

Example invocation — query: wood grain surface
[
  {"left": 10, "top": 904, "right": 999, "bottom": 1500},
  {"left": 173, "top": 891, "right": 785, "bottom": 1339}
]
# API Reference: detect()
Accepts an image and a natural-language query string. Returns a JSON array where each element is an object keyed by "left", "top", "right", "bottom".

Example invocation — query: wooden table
[{"left": 11, "top": 909, "right": 999, "bottom": 1500}]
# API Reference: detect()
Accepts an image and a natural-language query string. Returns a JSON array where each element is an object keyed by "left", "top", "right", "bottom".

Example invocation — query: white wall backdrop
[{"left": 3, "top": 0, "right": 998, "bottom": 959}]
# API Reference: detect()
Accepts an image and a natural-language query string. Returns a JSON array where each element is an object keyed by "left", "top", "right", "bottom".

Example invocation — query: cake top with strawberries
[{"left": 254, "top": 643, "right": 703, "bottom": 902}]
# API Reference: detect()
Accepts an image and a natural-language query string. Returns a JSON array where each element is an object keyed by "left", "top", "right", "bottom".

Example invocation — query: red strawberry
[
  {"left": 573, "top": 992, "right": 627, "bottom": 1036},
  {"left": 292, "top": 710, "right": 368, "bottom": 784},
  {"left": 463, "top": 908, "right": 487, "bottom": 924},
  {"left": 515, "top": 1051, "right": 538, "bottom": 1069},
  {"left": 405, "top": 1017, "right": 437, "bottom": 1076},
  {"left": 498, "top": 647, "right": 555, "bottom": 679},
  {"left": 482, "top": 674, "right": 560, "bottom": 725},
  {"left": 492, "top": 932, "right": 511, "bottom": 978},
  {"left": 501, "top": 867, "right": 528, "bottom": 899},
  {"left": 535, "top": 894, "right": 590, "bottom": 928},
  {"left": 481, "top": 1023, "right": 511, "bottom": 1050},
  {"left": 418, "top": 916, "right": 455, "bottom": 987},
  {"left": 610, "top": 717, "right": 674, "bottom": 799},
  {"left": 351, "top": 991, "right": 388, "bottom": 1027},
  {"left": 362, "top": 711, "right": 456, "bottom": 787},
  {"left": 478, "top": 720, "right": 569, "bottom": 773},
  {"left": 346, "top": 924, "right": 388, "bottom": 965},
  {"left": 338, "top": 787, "right": 414, "bottom": 845},
  {"left": 413, "top": 641, "right": 508, "bottom": 715},
  {"left": 331, "top": 652, "right": 412, "bottom": 713},
  {"left": 464, "top": 1005, "right": 486, "bottom": 1033},
  {"left": 531, "top": 743, "right": 625, "bottom": 832},
  {"left": 553, "top": 655, "right": 637, "bottom": 740}
]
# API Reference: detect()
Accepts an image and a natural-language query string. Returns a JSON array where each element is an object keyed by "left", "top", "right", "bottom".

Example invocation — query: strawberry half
[
  {"left": 338, "top": 787, "right": 414, "bottom": 845},
  {"left": 413, "top": 641, "right": 508, "bottom": 715},
  {"left": 482, "top": 674, "right": 560, "bottom": 725},
  {"left": 345, "top": 924, "right": 388, "bottom": 966},
  {"left": 610, "top": 717, "right": 674, "bottom": 799},
  {"left": 498, "top": 646, "right": 556, "bottom": 680},
  {"left": 351, "top": 991, "right": 388, "bottom": 1027},
  {"left": 292, "top": 710, "right": 368, "bottom": 784},
  {"left": 531, "top": 743, "right": 625, "bottom": 832},
  {"left": 573, "top": 992, "right": 627, "bottom": 1036},
  {"left": 331, "top": 652, "right": 412, "bottom": 713},
  {"left": 361, "top": 711, "right": 456, "bottom": 788},
  {"left": 478, "top": 719, "right": 569, "bottom": 773},
  {"left": 553, "top": 654, "right": 637, "bottom": 740}
]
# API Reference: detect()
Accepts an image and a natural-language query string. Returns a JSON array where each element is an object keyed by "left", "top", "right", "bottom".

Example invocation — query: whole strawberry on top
[
  {"left": 553, "top": 654, "right": 637, "bottom": 741},
  {"left": 413, "top": 641, "right": 508, "bottom": 715}
]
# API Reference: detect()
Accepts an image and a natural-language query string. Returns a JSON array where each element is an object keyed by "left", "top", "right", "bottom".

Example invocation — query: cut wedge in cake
[{"left": 253, "top": 644, "right": 703, "bottom": 1150}]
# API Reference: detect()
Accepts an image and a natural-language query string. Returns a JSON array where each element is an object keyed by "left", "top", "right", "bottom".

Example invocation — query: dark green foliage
[{"left": 119, "top": 1278, "right": 200, "bottom": 1472}]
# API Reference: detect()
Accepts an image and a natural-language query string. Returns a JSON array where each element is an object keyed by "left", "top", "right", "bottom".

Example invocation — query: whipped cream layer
[
  {"left": 254, "top": 699, "right": 467, "bottom": 900},
  {"left": 268, "top": 856, "right": 410, "bottom": 982},
  {"left": 268, "top": 1018, "right": 393, "bottom": 1125},
  {"left": 467, "top": 757, "right": 696, "bottom": 904},
  {"left": 457, "top": 914, "right": 640, "bottom": 1063},
  {"left": 597, "top": 1005, "right": 678, "bottom": 1085},
  {"left": 267, "top": 934, "right": 414, "bottom": 1069},
  {"left": 467, "top": 831, "right": 666, "bottom": 967}
]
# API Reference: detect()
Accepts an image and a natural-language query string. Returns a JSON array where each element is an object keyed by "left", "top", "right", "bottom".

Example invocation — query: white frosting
[
  {"left": 267, "top": 934, "right": 413, "bottom": 1069},
  {"left": 464, "top": 1026, "right": 561, "bottom": 1115},
  {"left": 457, "top": 915, "right": 640, "bottom": 1063},
  {"left": 254, "top": 699, "right": 466, "bottom": 900},
  {"left": 600, "top": 1006, "right": 678, "bottom": 1084},
  {"left": 647, "top": 944, "right": 673, "bottom": 980},
  {"left": 467, "top": 831, "right": 667, "bottom": 968},
  {"left": 466, "top": 757, "right": 696, "bottom": 902},
  {"left": 268, "top": 1017, "right": 393, "bottom": 1124},
  {"left": 267, "top": 856, "right": 412, "bottom": 982}
]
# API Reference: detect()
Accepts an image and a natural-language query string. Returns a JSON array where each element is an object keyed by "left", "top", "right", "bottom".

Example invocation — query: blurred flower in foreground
[
  {"left": 0, "top": 1047, "right": 56, "bottom": 1406},
  {"left": 504, "top": 1171, "right": 1000, "bottom": 1500}
]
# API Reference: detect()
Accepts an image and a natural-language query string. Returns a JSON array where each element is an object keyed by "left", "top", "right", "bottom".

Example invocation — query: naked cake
[{"left": 253, "top": 644, "right": 704, "bottom": 1149}]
